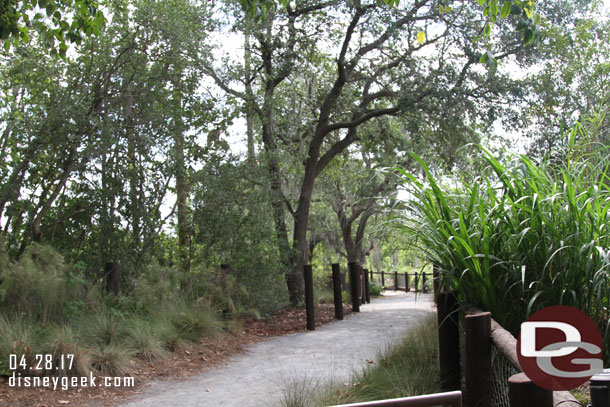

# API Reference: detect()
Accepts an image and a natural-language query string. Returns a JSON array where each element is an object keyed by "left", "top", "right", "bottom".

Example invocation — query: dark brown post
[
  {"left": 331, "top": 263, "right": 343, "bottom": 320},
  {"left": 105, "top": 262, "right": 119, "bottom": 295},
  {"left": 465, "top": 312, "right": 492, "bottom": 407},
  {"left": 508, "top": 373, "right": 553, "bottom": 407},
  {"left": 370, "top": 268, "right": 373, "bottom": 281},
  {"left": 590, "top": 372, "right": 610, "bottom": 407},
  {"left": 364, "top": 268, "right": 371, "bottom": 303},
  {"left": 394, "top": 271, "right": 398, "bottom": 291},
  {"left": 220, "top": 264, "right": 235, "bottom": 313},
  {"left": 422, "top": 272, "right": 427, "bottom": 293},
  {"left": 348, "top": 262, "right": 360, "bottom": 312},
  {"left": 437, "top": 291, "right": 460, "bottom": 392},
  {"left": 381, "top": 270, "right": 385, "bottom": 287},
  {"left": 405, "top": 272, "right": 410, "bottom": 292},
  {"left": 414, "top": 272, "right": 419, "bottom": 293},
  {"left": 433, "top": 263, "right": 440, "bottom": 300},
  {"left": 358, "top": 264, "right": 366, "bottom": 305},
  {"left": 304, "top": 264, "right": 315, "bottom": 330}
]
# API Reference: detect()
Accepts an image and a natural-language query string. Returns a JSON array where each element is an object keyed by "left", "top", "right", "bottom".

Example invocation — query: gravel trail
[{"left": 120, "top": 291, "right": 435, "bottom": 407}]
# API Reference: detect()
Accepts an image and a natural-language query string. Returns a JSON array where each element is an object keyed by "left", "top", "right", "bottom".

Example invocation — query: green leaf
[
  {"left": 477, "top": 0, "right": 486, "bottom": 6},
  {"left": 500, "top": 2, "right": 511, "bottom": 18},
  {"left": 522, "top": 28, "right": 534, "bottom": 45},
  {"left": 480, "top": 51, "right": 490, "bottom": 63}
]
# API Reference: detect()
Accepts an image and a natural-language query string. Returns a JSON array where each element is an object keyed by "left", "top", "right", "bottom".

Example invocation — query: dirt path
[{"left": 119, "top": 292, "right": 435, "bottom": 407}]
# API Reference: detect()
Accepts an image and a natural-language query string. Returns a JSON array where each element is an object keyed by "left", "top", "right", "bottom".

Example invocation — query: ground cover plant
[{"left": 396, "top": 126, "right": 610, "bottom": 363}]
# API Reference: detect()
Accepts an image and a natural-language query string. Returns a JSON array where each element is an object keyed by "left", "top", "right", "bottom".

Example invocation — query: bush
[
  {"left": 162, "top": 299, "right": 225, "bottom": 342},
  {"left": 369, "top": 282, "right": 384, "bottom": 296},
  {"left": 43, "top": 325, "right": 91, "bottom": 377},
  {"left": 0, "top": 244, "right": 88, "bottom": 323},
  {"left": 0, "top": 316, "right": 40, "bottom": 376},
  {"left": 396, "top": 144, "right": 610, "bottom": 362},
  {"left": 124, "top": 318, "right": 168, "bottom": 362},
  {"left": 90, "top": 343, "right": 134, "bottom": 377}
]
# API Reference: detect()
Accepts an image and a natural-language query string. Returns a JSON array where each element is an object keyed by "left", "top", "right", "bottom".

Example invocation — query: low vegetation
[
  {"left": 279, "top": 315, "right": 440, "bottom": 407},
  {"left": 0, "top": 244, "right": 236, "bottom": 378}
]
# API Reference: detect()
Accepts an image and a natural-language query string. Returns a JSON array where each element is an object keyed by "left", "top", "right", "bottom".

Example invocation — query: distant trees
[
  {"left": 205, "top": 0, "right": 545, "bottom": 303},
  {"left": 0, "top": 0, "right": 214, "bottom": 278}
]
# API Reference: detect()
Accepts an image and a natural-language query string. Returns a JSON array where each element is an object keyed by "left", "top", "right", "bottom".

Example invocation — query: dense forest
[{"left": 0, "top": 0, "right": 609, "bottom": 384}]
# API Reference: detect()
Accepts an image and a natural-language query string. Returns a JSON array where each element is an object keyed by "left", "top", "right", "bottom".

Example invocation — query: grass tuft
[{"left": 90, "top": 343, "right": 134, "bottom": 377}]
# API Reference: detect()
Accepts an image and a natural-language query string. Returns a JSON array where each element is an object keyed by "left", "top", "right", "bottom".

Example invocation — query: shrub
[
  {"left": 0, "top": 244, "right": 87, "bottom": 323},
  {"left": 82, "top": 313, "right": 126, "bottom": 346},
  {"left": 162, "top": 299, "right": 224, "bottom": 342},
  {"left": 396, "top": 144, "right": 610, "bottom": 361},
  {"left": 89, "top": 343, "right": 134, "bottom": 377},
  {"left": 124, "top": 318, "right": 168, "bottom": 362},
  {"left": 43, "top": 325, "right": 91, "bottom": 377},
  {"left": 0, "top": 316, "right": 40, "bottom": 376},
  {"left": 369, "top": 282, "right": 384, "bottom": 296}
]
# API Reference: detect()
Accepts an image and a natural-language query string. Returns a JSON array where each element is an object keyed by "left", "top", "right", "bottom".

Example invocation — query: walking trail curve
[{"left": 120, "top": 291, "right": 435, "bottom": 407}]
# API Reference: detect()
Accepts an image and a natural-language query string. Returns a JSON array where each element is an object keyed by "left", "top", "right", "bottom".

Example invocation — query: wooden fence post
[
  {"left": 465, "top": 312, "right": 492, "bottom": 407},
  {"left": 422, "top": 272, "right": 427, "bottom": 293},
  {"left": 394, "top": 271, "right": 398, "bottom": 291},
  {"left": 220, "top": 263, "right": 236, "bottom": 314},
  {"left": 405, "top": 272, "right": 410, "bottom": 292},
  {"left": 359, "top": 265, "right": 365, "bottom": 303},
  {"left": 364, "top": 268, "right": 371, "bottom": 303},
  {"left": 348, "top": 262, "right": 360, "bottom": 312},
  {"left": 381, "top": 270, "right": 385, "bottom": 287},
  {"left": 437, "top": 291, "right": 460, "bottom": 392},
  {"left": 331, "top": 263, "right": 343, "bottom": 320},
  {"left": 304, "top": 264, "right": 315, "bottom": 330},
  {"left": 508, "top": 373, "right": 553, "bottom": 407},
  {"left": 104, "top": 262, "right": 119, "bottom": 295},
  {"left": 414, "top": 273, "right": 419, "bottom": 293},
  {"left": 433, "top": 264, "right": 440, "bottom": 300}
]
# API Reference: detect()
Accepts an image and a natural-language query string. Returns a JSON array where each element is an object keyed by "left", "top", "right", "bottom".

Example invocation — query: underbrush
[
  {"left": 279, "top": 315, "right": 440, "bottom": 406},
  {"left": 0, "top": 244, "right": 237, "bottom": 378}
]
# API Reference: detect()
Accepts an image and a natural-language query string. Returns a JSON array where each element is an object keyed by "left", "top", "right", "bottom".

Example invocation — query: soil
[{"left": 0, "top": 303, "right": 352, "bottom": 407}]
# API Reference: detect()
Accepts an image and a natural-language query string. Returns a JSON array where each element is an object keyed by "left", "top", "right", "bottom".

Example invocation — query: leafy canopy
[{"left": 1, "top": 0, "right": 105, "bottom": 57}]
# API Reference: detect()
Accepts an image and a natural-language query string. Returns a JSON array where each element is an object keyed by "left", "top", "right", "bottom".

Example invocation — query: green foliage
[
  {"left": 0, "top": 244, "right": 88, "bottom": 323},
  {"left": 396, "top": 138, "right": 610, "bottom": 361},
  {"left": 1, "top": 0, "right": 106, "bottom": 57},
  {"left": 43, "top": 325, "right": 91, "bottom": 377},
  {"left": 0, "top": 316, "right": 40, "bottom": 376},
  {"left": 124, "top": 318, "right": 169, "bottom": 362},
  {"left": 162, "top": 299, "right": 225, "bottom": 342},
  {"left": 369, "top": 282, "right": 384, "bottom": 297},
  {"left": 89, "top": 343, "right": 134, "bottom": 377}
]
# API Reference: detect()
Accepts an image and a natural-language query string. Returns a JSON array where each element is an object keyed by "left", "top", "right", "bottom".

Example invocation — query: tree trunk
[
  {"left": 244, "top": 28, "right": 255, "bottom": 163},
  {"left": 175, "top": 130, "right": 191, "bottom": 274}
]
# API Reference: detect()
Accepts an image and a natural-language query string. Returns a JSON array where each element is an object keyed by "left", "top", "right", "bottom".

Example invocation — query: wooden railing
[{"left": 329, "top": 390, "right": 463, "bottom": 407}]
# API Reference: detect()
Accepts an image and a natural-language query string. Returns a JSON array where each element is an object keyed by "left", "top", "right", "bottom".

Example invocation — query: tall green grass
[{"left": 395, "top": 141, "right": 610, "bottom": 361}]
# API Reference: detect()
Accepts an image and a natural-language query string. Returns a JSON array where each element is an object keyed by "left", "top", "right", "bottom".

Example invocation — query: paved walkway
[{"left": 120, "top": 291, "right": 435, "bottom": 407}]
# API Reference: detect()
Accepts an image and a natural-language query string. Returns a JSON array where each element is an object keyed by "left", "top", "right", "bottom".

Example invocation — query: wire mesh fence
[{"left": 490, "top": 342, "right": 520, "bottom": 407}]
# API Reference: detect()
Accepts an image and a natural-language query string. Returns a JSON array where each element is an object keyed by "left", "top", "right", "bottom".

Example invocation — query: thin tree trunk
[{"left": 175, "top": 130, "right": 191, "bottom": 274}]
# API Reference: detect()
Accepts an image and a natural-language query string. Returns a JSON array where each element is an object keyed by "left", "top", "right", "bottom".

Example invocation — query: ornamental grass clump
[{"left": 396, "top": 141, "right": 610, "bottom": 362}]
